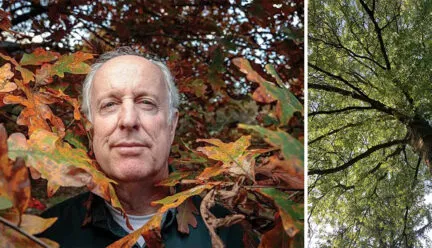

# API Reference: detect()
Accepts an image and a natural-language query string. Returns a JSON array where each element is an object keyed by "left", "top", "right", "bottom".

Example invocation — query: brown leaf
[
  {"left": 19, "top": 214, "right": 57, "bottom": 235},
  {"left": 232, "top": 58, "right": 266, "bottom": 84},
  {"left": 0, "top": 63, "right": 16, "bottom": 93},
  {"left": 8, "top": 158, "right": 31, "bottom": 216},
  {"left": 0, "top": 9, "right": 11, "bottom": 31},
  {"left": 3, "top": 88, "right": 65, "bottom": 136},
  {"left": 256, "top": 156, "right": 304, "bottom": 189},
  {"left": 196, "top": 136, "right": 256, "bottom": 181},
  {"left": 176, "top": 198, "right": 198, "bottom": 234}
]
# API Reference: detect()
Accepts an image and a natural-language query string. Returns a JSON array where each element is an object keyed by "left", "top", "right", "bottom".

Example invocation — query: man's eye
[
  {"left": 101, "top": 102, "right": 116, "bottom": 109},
  {"left": 139, "top": 100, "right": 154, "bottom": 105}
]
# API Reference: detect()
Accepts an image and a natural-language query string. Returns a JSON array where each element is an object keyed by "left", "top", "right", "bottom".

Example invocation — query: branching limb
[
  {"left": 310, "top": 106, "right": 375, "bottom": 116},
  {"left": 309, "top": 139, "right": 406, "bottom": 175}
]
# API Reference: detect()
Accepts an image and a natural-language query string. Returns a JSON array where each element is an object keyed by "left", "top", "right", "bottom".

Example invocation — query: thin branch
[
  {"left": 309, "top": 63, "right": 368, "bottom": 98},
  {"left": 309, "top": 119, "right": 372, "bottom": 145},
  {"left": 358, "top": 0, "right": 391, "bottom": 70},
  {"left": 0, "top": 216, "right": 49, "bottom": 248},
  {"left": 309, "top": 139, "right": 406, "bottom": 175}
]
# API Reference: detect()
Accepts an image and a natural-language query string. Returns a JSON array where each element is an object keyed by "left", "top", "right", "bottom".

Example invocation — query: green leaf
[
  {"left": 258, "top": 188, "right": 303, "bottom": 220},
  {"left": 238, "top": 124, "right": 304, "bottom": 167},
  {"left": 261, "top": 81, "right": 302, "bottom": 124},
  {"left": 0, "top": 197, "right": 13, "bottom": 210}
]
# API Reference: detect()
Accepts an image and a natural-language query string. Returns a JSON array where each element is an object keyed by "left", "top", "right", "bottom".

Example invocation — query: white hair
[{"left": 81, "top": 47, "right": 179, "bottom": 122}]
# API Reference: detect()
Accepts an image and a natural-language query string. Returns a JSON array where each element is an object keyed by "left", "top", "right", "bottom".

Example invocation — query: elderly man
[{"left": 39, "top": 47, "right": 243, "bottom": 247}]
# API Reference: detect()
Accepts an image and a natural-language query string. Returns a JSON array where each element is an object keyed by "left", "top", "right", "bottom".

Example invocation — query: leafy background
[{"left": 0, "top": 1, "right": 304, "bottom": 247}]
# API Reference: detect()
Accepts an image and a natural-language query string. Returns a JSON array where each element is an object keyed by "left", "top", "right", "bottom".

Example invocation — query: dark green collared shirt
[{"left": 38, "top": 192, "right": 245, "bottom": 248}]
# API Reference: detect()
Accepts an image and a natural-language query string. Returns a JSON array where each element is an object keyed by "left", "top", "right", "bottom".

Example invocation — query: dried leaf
[
  {"left": 0, "top": 9, "right": 11, "bottom": 31},
  {"left": 8, "top": 158, "right": 31, "bottom": 215},
  {"left": 7, "top": 129, "right": 114, "bottom": 197},
  {"left": 0, "top": 63, "right": 16, "bottom": 93},
  {"left": 232, "top": 58, "right": 266, "bottom": 84},
  {"left": 196, "top": 136, "right": 256, "bottom": 180},
  {"left": 107, "top": 212, "right": 164, "bottom": 248},
  {"left": 3, "top": 90, "right": 65, "bottom": 136},
  {"left": 156, "top": 171, "right": 192, "bottom": 187},
  {"left": 152, "top": 184, "right": 215, "bottom": 213},
  {"left": 19, "top": 214, "right": 57, "bottom": 235},
  {"left": 176, "top": 198, "right": 198, "bottom": 234},
  {"left": 258, "top": 217, "right": 291, "bottom": 248},
  {"left": 256, "top": 156, "right": 303, "bottom": 189}
]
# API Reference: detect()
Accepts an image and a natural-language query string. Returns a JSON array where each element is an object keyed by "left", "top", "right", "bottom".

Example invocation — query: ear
[{"left": 169, "top": 110, "right": 179, "bottom": 145}]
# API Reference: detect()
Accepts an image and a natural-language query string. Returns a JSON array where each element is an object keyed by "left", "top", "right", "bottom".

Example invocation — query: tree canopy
[
  {"left": 0, "top": 1, "right": 304, "bottom": 247},
  {"left": 308, "top": 0, "right": 432, "bottom": 246}
]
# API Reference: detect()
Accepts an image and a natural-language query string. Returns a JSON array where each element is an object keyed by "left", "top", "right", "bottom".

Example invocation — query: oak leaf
[
  {"left": 196, "top": 135, "right": 256, "bottom": 180},
  {"left": 176, "top": 198, "right": 198, "bottom": 234},
  {"left": 7, "top": 129, "right": 115, "bottom": 198},
  {"left": 3, "top": 88, "right": 65, "bottom": 136},
  {"left": 20, "top": 48, "right": 60, "bottom": 66},
  {"left": 0, "top": 63, "right": 16, "bottom": 93}
]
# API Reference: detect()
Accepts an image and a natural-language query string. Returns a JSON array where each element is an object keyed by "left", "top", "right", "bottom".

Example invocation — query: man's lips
[{"left": 110, "top": 142, "right": 150, "bottom": 155}]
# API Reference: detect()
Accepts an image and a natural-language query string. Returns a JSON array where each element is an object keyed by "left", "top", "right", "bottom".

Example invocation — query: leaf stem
[{"left": 0, "top": 215, "right": 50, "bottom": 248}]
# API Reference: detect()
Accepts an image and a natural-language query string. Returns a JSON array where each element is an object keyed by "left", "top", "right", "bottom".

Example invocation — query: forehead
[{"left": 91, "top": 55, "right": 166, "bottom": 96}]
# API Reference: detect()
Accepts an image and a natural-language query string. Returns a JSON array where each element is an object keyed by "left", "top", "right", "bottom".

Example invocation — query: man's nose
[{"left": 119, "top": 101, "right": 139, "bottom": 130}]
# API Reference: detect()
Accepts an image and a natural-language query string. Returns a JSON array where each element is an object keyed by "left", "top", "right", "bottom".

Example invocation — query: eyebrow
[{"left": 95, "top": 90, "right": 159, "bottom": 104}]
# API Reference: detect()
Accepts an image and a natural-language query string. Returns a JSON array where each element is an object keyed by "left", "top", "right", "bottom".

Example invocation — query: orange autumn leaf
[
  {"left": 232, "top": 57, "right": 266, "bottom": 84},
  {"left": 8, "top": 158, "right": 31, "bottom": 216},
  {"left": 152, "top": 184, "right": 215, "bottom": 213},
  {"left": 3, "top": 88, "right": 65, "bottom": 136},
  {"left": 7, "top": 129, "right": 115, "bottom": 198},
  {"left": 196, "top": 135, "right": 256, "bottom": 180},
  {"left": 107, "top": 212, "right": 164, "bottom": 248},
  {"left": 0, "top": 63, "right": 16, "bottom": 93},
  {"left": 45, "top": 88, "right": 82, "bottom": 120},
  {"left": 0, "top": 125, "right": 30, "bottom": 216},
  {"left": 0, "top": 53, "right": 35, "bottom": 84}
]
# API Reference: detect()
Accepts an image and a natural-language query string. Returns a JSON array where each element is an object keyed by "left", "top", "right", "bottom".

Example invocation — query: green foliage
[{"left": 309, "top": 0, "right": 432, "bottom": 246}]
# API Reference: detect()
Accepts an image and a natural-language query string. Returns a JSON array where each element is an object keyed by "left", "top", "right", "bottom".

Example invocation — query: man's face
[{"left": 90, "top": 55, "right": 178, "bottom": 183}]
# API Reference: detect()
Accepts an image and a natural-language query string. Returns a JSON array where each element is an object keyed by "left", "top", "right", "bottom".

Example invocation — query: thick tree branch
[
  {"left": 309, "top": 139, "right": 406, "bottom": 175},
  {"left": 308, "top": 82, "right": 407, "bottom": 121},
  {"left": 310, "top": 106, "right": 375, "bottom": 116}
]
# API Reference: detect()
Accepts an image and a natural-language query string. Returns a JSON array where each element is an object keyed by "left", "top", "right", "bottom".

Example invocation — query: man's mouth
[{"left": 111, "top": 142, "right": 149, "bottom": 155}]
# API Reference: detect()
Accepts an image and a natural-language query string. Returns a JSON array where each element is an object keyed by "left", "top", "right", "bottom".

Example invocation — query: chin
[{"left": 111, "top": 163, "right": 167, "bottom": 183}]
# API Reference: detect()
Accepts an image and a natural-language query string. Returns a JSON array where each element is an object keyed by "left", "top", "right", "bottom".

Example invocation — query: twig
[{"left": 0, "top": 216, "right": 49, "bottom": 248}]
